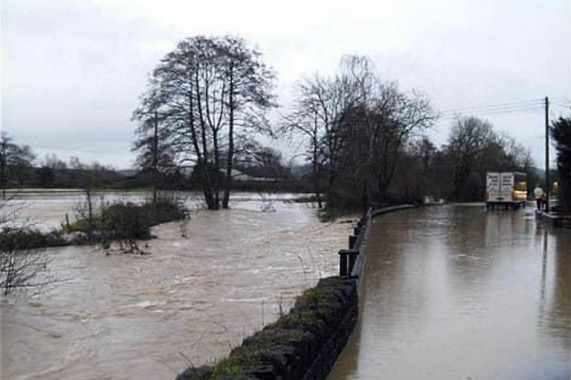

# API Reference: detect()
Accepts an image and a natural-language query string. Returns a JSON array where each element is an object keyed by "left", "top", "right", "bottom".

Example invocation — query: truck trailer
[{"left": 485, "top": 172, "right": 527, "bottom": 210}]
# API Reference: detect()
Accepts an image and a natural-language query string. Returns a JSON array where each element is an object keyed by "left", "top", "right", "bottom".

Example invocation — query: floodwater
[
  {"left": 329, "top": 205, "right": 570, "bottom": 380},
  {"left": 0, "top": 192, "right": 353, "bottom": 380}
]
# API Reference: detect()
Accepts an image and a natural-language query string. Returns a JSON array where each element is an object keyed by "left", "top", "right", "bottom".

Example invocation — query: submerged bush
[
  {"left": 0, "top": 227, "right": 66, "bottom": 251},
  {"left": 67, "top": 197, "right": 188, "bottom": 245}
]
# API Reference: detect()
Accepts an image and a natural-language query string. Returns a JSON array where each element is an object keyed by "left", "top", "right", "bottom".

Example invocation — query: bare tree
[
  {"left": 444, "top": 116, "right": 533, "bottom": 201},
  {"left": 132, "top": 88, "right": 177, "bottom": 204},
  {"left": 133, "top": 35, "right": 276, "bottom": 210},
  {"left": 0, "top": 199, "right": 51, "bottom": 295},
  {"left": 219, "top": 36, "right": 276, "bottom": 209},
  {"left": 446, "top": 116, "right": 496, "bottom": 200},
  {"left": 283, "top": 55, "right": 435, "bottom": 209},
  {"left": 281, "top": 69, "right": 360, "bottom": 208},
  {"left": 280, "top": 79, "right": 328, "bottom": 208}
]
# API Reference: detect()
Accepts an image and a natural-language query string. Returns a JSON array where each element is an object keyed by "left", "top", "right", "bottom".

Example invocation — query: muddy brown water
[
  {"left": 329, "top": 205, "right": 570, "bottom": 380},
  {"left": 1, "top": 193, "right": 353, "bottom": 380}
]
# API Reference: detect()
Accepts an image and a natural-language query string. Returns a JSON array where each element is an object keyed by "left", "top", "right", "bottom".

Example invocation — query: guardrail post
[
  {"left": 348, "top": 249, "right": 359, "bottom": 273},
  {"left": 348, "top": 235, "right": 357, "bottom": 249},
  {"left": 339, "top": 249, "right": 359, "bottom": 275},
  {"left": 338, "top": 250, "right": 348, "bottom": 276}
]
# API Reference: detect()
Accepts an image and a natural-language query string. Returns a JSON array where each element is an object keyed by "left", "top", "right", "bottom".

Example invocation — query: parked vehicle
[{"left": 485, "top": 172, "right": 527, "bottom": 210}]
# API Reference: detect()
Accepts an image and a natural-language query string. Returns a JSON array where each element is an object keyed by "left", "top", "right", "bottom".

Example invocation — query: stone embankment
[
  {"left": 176, "top": 204, "right": 417, "bottom": 380},
  {"left": 176, "top": 276, "right": 357, "bottom": 380}
]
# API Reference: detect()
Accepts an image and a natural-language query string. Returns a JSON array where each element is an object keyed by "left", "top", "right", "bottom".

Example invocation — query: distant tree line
[
  {"left": 5, "top": 34, "right": 568, "bottom": 212},
  {"left": 435, "top": 116, "right": 535, "bottom": 202},
  {"left": 0, "top": 132, "right": 306, "bottom": 196},
  {"left": 281, "top": 56, "right": 537, "bottom": 209},
  {"left": 0, "top": 135, "right": 126, "bottom": 195},
  {"left": 131, "top": 37, "right": 544, "bottom": 211}
]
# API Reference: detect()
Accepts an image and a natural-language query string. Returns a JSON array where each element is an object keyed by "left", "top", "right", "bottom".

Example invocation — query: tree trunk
[
  {"left": 312, "top": 135, "right": 322, "bottom": 209},
  {"left": 152, "top": 110, "right": 158, "bottom": 204},
  {"left": 1, "top": 140, "right": 6, "bottom": 199},
  {"left": 195, "top": 70, "right": 217, "bottom": 210},
  {"left": 222, "top": 63, "right": 234, "bottom": 209}
]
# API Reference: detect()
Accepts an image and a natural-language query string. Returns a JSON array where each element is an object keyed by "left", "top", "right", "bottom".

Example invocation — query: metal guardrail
[{"left": 339, "top": 205, "right": 417, "bottom": 281}]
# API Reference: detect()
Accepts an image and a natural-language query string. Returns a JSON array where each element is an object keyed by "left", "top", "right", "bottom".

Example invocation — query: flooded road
[
  {"left": 329, "top": 205, "right": 570, "bottom": 380},
  {"left": 1, "top": 193, "right": 352, "bottom": 380}
]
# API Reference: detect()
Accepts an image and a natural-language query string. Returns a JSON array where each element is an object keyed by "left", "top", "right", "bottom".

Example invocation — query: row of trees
[
  {"left": 440, "top": 116, "right": 534, "bottom": 201},
  {"left": 132, "top": 36, "right": 548, "bottom": 210},
  {"left": 280, "top": 56, "right": 535, "bottom": 207},
  {"left": 0, "top": 131, "right": 308, "bottom": 196},
  {"left": 281, "top": 56, "right": 435, "bottom": 208},
  {"left": 5, "top": 35, "right": 565, "bottom": 211},
  {"left": 0, "top": 136, "right": 126, "bottom": 194}
]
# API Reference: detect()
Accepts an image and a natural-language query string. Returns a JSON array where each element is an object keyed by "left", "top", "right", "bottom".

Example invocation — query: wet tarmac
[{"left": 329, "top": 205, "right": 570, "bottom": 380}]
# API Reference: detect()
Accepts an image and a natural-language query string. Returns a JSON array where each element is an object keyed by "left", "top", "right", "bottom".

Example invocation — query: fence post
[
  {"left": 347, "top": 249, "right": 359, "bottom": 274},
  {"left": 349, "top": 235, "right": 357, "bottom": 249},
  {"left": 339, "top": 249, "right": 359, "bottom": 276},
  {"left": 338, "top": 250, "right": 348, "bottom": 276}
]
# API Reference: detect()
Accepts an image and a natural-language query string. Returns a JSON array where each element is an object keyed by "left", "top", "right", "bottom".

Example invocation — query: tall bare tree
[
  {"left": 132, "top": 88, "right": 176, "bottom": 203},
  {"left": 219, "top": 36, "right": 275, "bottom": 208},
  {"left": 133, "top": 36, "right": 275, "bottom": 210},
  {"left": 0, "top": 199, "right": 51, "bottom": 295},
  {"left": 281, "top": 68, "right": 360, "bottom": 208},
  {"left": 283, "top": 56, "right": 434, "bottom": 209},
  {"left": 445, "top": 116, "right": 533, "bottom": 201}
]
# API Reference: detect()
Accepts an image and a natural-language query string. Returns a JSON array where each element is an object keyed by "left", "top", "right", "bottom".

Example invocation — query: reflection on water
[
  {"left": 1, "top": 193, "right": 352, "bottom": 380},
  {"left": 329, "top": 205, "right": 570, "bottom": 380}
]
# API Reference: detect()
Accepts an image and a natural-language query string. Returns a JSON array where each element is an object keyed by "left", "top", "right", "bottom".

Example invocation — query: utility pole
[{"left": 545, "top": 96, "right": 549, "bottom": 212}]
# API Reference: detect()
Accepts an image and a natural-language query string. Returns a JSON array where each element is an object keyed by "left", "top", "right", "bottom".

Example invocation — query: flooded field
[
  {"left": 329, "top": 205, "right": 570, "bottom": 380},
  {"left": 1, "top": 191, "right": 353, "bottom": 380}
]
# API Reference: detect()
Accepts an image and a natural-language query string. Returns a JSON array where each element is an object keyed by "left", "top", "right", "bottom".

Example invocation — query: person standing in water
[{"left": 534, "top": 185, "right": 544, "bottom": 211}]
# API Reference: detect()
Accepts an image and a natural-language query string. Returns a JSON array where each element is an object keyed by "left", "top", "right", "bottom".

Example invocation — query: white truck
[{"left": 485, "top": 172, "right": 527, "bottom": 210}]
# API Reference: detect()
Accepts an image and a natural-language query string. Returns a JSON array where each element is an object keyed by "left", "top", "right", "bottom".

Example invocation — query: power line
[
  {"left": 551, "top": 101, "right": 571, "bottom": 109},
  {"left": 439, "top": 106, "right": 543, "bottom": 118},
  {"left": 440, "top": 103, "right": 543, "bottom": 115},
  {"left": 439, "top": 104, "right": 544, "bottom": 118},
  {"left": 439, "top": 99, "right": 543, "bottom": 115},
  {"left": 439, "top": 109, "right": 543, "bottom": 119}
]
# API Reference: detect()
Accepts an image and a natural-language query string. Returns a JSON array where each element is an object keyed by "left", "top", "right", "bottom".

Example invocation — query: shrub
[
  {"left": 66, "top": 197, "right": 188, "bottom": 246},
  {"left": 0, "top": 227, "right": 66, "bottom": 251}
]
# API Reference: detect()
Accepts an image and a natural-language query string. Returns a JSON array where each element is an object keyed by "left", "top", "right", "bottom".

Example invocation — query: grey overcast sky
[{"left": 2, "top": 0, "right": 570, "bottom": 169}]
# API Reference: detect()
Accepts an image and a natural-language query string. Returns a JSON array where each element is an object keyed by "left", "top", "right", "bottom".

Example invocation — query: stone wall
[
  {"left": 176, "top": 276, "right": 357, "bottom": 380},
  {"left": 176, "top": 205, "right": 419, "bottom": 380}
]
